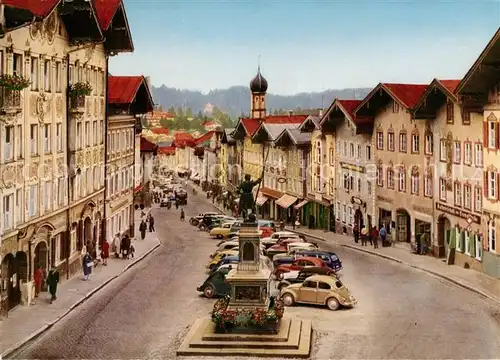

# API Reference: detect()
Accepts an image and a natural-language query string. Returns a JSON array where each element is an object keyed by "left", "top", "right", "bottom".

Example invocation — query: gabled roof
[
  {"left": 108, "top": 75, "right": 154, "bottom": 112},
  {"left": 319, "top": 98, "right": 373, "bottom": 133},
  {"left": 195, "top": 130, "right": 215, "bottom": 146},
  {"left": 355, "top": 83, "right": 428, "bottom": 116},
  {"left": 298, "top": 115, "right": 320, "bottom": 131},
  {"left": 252, "top": 122, "right": 301, "bottom": 142},
  {"left": 140, "top": 137, "right": 158, "bottom": 152},
  {"left": 173, "top": 132, "right": 195, "bottom": 148},
  {"left": 3, "top": 0, "right": 60, "bottom": 17},
  {"left": 93, "top": 0, "right": 121, "bottom": 31},
  {"left": 275, "top": 128, "right": 312, "bottom": 146},
  {"left": 413, "top": 79, "right": 461, "bottom": 119},
  {"left": 456, "top": 27, "right": 500, "bottom": 100},
  {"left": 221, "top": 128, "right": 236, "bottom": 144}
]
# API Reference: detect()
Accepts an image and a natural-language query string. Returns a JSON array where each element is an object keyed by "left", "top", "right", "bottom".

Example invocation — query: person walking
[
  {"left": 379, "top": 225, "right": 387, "bottom": 247},
  {"left": 139, "top": 220, "right": 147, "bottom": 240},
  {"left": 112, "top": 232, "right": 121, "bottom": 258},
  {"left": 353, "top": 227, "right": 360, "bottom": 243},
  {"left": 360, "top": 225, "right": 368, "bottom": 246},
  {"left": 371, "top": 226, "right": 379, "bottom": 249},
  {"left": 180, "top": 208, "right": 185, "bottom": 221},
  {"left": 82, "top": 251, "right": 93, "bottom": 280},
  {"left": 121, "top": 235, "right": 131, "bottom": 259},
  {"left": 33, "top": 264, "right": 44, "bottom": 299},
  {"left": 46, "top": 266, "right": 60, "bottom": 304},
  {"left": 149, "top": 215, "right": 155, "bottom": 232},
  {"left": 101, "top": 240, "right": 110, "bottom": 266}
]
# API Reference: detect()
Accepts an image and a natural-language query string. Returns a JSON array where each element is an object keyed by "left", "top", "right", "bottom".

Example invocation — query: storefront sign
[
  {"left": 377, "top": 195, "right": 393, "bottom": 203},
  {"left": 436, "top": 202, "right": 481, "bottom": 224},
  {"left": 340, "top": 162, "right": 365, "bottom": 173}
]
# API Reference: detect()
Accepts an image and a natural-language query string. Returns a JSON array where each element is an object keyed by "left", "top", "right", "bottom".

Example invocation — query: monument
[{"left": 177, "top": 174, "right": 312, "bottom": 357}]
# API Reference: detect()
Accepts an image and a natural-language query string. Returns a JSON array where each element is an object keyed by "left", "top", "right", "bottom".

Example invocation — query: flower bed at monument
[{"left": 211, "top": 296, "right": 285, "bottom": 333}]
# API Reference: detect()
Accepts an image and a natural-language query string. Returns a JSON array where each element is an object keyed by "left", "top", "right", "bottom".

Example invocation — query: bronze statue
[{"left": 237, "top": 174, "right": 262, "bottom": 220}]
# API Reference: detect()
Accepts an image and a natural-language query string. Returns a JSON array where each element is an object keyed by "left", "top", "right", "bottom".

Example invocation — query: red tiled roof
[
  {"left": 108, "top": 76, "right": 144, "bottom": 104},
  {"left": 264, "top": 115, "right": 308, "bottom": 124},
  {"left": 382, "top": 83, "right": 428, "bottom": 109},
  {"left": 3, "top": 0, "right": 60, "bottom": 17},
  {"left": 92, "top": 0, "right": 121, "bottom": 31},
  {"left": 337, "top": 100, "right": 362, "bottom": 120},
  {"left": 140, "top": 137, "right": 157, "bottom": 152},
  {"left": 438, "top": 80, "right": 461, "bottom": 94},
  {"left": 195, "top": 131, "right": 215, "bottom": 146},
  {"left": 173, "top": 132, "right": 195, "bottom": 147},
  {"left": 151, "top": 128, "right": 170, "bottom": 135},
  {"left": 158, "top": 146, "right": 175, "bottom": 155},
  {"left": 241, "top": 118, "right": 260, "bottom": 136}
]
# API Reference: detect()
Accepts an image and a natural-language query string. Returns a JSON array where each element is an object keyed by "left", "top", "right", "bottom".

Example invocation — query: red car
[
  {"left": 274, "top": 257, "right": 330, "bottom": 279},
  {"left": 265, "top": 237, "right": 306, "bottom": 259}
]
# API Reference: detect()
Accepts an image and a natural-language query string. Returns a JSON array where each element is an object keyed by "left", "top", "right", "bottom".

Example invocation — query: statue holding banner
[{"left": 237, "top": 174, "right": 262, "bottom": 221}]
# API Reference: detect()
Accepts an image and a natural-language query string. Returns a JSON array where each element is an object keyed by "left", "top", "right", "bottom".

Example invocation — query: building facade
[
  {"left": 321, "top": 99, "right": 375, "bottom": 235},
  {"left": 105, "top": 76, "right": 153, "bottom": 242},
  {"left": 355, "top": 83, "right": 433, "bottom": 245}
]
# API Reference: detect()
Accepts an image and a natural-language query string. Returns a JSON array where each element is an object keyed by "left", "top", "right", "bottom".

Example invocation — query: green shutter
[
  {"left": 460, "top": 231, "right": 466, "bottom": 251},
  {"left": 448, "top": 229, "right": 456, "bottom": 249},
  {"left": 470, "top": 234, "right": 476, "bottom": 258}
]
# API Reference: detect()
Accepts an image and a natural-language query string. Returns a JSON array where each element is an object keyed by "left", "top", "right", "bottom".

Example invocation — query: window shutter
[
  {"left": 483, "top": 121, "right": 488, "bottom": 147},
  {"left": 484, "top": 171, "right": 488, "bottom": 197},
  {"left": 497, "top": 122, "right": 500, "bottom": 149},
  {"left": 470, "top": 234, "right": 476, "bottom": 258},
  {"left": 497, "top": 173, "right": 500, "bottom": 200}
]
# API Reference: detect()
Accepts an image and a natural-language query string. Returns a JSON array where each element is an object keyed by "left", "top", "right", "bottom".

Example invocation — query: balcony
[
  {"left": 0, "top": 88, "right": 22, "bottom": 123},
  {"left": 69, "top": 95, "right": 86, "bottom": 115}
]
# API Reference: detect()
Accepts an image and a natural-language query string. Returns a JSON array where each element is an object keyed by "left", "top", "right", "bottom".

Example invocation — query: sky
[{"left": 109, "top": 0, "right": 500, "bottom": 95}]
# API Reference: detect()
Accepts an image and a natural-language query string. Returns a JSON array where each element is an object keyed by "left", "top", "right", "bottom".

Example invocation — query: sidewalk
[
  {"left": 0, "top": 209, "right": 161, "bottom": 358},
  {"left": 287, "top": 226, "right": 500, "bottom": 305}
]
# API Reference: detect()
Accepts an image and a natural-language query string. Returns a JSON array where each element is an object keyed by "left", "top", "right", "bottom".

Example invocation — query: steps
[{"left": 177, "top": 315, "right": 312, "bottom": 357}]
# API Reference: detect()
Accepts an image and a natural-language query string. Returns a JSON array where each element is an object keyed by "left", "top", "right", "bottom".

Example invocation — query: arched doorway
[
  {"left": 84, "top": 217, "right": 95, "bottom": 257},
  {"left": 34, "top": 242, "right": 48, "bottom": 271},
  {"left": 1, "top": 253, "right": 21, "bottom": 310},
  {"left": 437, "top": 215, "right": 451, "bottom": 258},
  {"left": 396, "top": 209, "right": 411, "bottom": 243},
  {"left": 354, "top": 209, "right": 363, "bottom": 232}
]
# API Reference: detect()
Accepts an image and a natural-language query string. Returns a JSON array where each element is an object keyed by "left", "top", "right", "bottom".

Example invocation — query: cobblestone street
[{"left": 5, "top": 190, "right": 500, "bottom": 359}]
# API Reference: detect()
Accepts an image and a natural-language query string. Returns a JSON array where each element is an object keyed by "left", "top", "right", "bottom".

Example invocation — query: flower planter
[{"left": 214, "top": 319, "right": 280, "bottom": 334}]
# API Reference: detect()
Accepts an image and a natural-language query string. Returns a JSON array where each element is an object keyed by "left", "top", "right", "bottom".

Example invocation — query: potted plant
[
  {"left": 69, "top": 81, "right": 92, "bottom": 108},
  {"left": 0, "top": 74, "right": 31, "bottom": 91}
]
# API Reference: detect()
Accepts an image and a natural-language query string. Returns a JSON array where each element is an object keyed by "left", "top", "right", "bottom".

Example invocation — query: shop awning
[
  {"left": 255, "top": 195, "right": 268, "bottom": 206},
  {"left": 294, "top": 199, "right": 308, "bottom": 209},
  {"left": 276, "top": 194, "right": 297, "bottom": 209}
]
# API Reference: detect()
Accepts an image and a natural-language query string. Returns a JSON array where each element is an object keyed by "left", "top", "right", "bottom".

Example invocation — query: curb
[
  {"left": 288, "top": 229, "right": 500, "bottom": 306},
  {"left": 1, "top": 241, "right": 162, "bottom": 359}
]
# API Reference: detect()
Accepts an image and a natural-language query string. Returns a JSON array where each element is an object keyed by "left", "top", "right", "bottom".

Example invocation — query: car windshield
[{"left": 330, "top": 254, "right": 339, "bottom": 261}]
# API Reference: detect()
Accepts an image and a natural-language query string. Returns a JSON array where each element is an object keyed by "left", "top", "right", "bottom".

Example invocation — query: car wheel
[
  {"left": 200, "top": 225, "right": 206, "bottom": 231},
  {"left": 282, "top": 293, "right": 295, "bottom": 307},
  {"left": 326, "top": 297, "right": 340, "bottom": 311},
  {"left": 216, "top": 234, "right": 223, "bottom": 239},
  {"left": 189, "top": 219, "right": 195, "bottom": 225},
  {"left": 203, "top": 285, "right": 215, "bottom": 298}
]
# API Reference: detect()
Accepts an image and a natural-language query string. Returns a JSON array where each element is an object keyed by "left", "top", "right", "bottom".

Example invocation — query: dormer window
[
  {"left": 392, "top": 101, "right": 399, "bottom": 113},
  {"left": 446, "top": 101, "right": 454, "bottom": 124}
]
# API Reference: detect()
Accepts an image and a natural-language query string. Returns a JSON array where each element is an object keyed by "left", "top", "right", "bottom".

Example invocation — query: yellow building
[
  {"left": 355, "top": 83, "right": 432, "bottom": 245},
  {"left": 219, "top": 128, "right": 236, "bottom": 187},
  {"left": 456, "top": 28, "right": 500, "bottom": 278},
  {"left": 0, "top": 0, "right": 133, "bottom": 315}
]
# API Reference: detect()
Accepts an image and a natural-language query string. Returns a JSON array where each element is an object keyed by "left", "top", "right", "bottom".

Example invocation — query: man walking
[
  {"left": 149, "top": 215, "right": 155, "bottom": 232},
  {"left": 139, "top": 220, "right": 147, "bottom": 240},
  {"left": 372, "top": 226, "right": 379, "bottom": 249},
  {"left": 46, "top": 266, "right": 60, "bottom": 304},
  {"left": 360, "top": 225, "right": 368, "bottom": 246}
]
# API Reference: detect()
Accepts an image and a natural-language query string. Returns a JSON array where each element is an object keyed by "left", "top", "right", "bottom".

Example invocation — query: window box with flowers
[
  {"left": 0, "top": 74, "right": 30, "bottom": 113},
  {"left": 69, "top": 82, "right": 92, "bottom": 112}
]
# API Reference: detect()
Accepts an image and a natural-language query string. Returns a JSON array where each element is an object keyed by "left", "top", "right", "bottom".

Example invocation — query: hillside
[{"left": 152, "top": 85, "right": 372, "bottom": 118}]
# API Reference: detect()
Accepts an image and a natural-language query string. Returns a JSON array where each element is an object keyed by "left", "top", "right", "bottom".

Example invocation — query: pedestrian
[
  {"left": 139, "top": 220, "right": 147, "bottom": 240},
  {"left": 372, "top": 226, "right": 379, "bottom": 249},
  {"left": 112, "top": 232, "right": 121, "bottom": 258},
  {"left": 180, "top": 208, "right": 185, "bottom": 221},
  {"left": 360, "top": 225, "right": 368, "bottom": 246},
  {"left": 379, "top": 225, "right": 387, "bottom": 247},
  {"left": 175, "top": 200, "right": 179, "bottom": 209},
  {"left": 82, "top": 251, "right": 93, "bottom": 280},
  {"left": 130, "top": 244, "right": 135, "bottom": 258},
  {"left": 149, "top": 215, "right": 155, "bottom": 232},
  {"left": 121, "top": 235, "right": 131, "bottom": 259},
  {"left": 101, "top": 240, "right": 110, "bottom": 265},
  {"left": 353, "top": 227, "right": 360, "bottom": 243},
  {"left": 46, "top": 266, "right": 59, "bottom": 304},
  {"left": 33, "top": 264, "right": 44, "bottom": 299}
]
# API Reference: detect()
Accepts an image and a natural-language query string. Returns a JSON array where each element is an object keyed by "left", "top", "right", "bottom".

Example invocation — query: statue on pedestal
[{"left": 237, "top": 174, "right": 262, "bottom": 220}]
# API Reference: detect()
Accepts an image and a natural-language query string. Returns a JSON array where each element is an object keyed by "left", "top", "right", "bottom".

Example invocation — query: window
[
  {"left": 4, "top": 126, "right": 13, "bottom": 161},
  {"left": 392, "top": 101, "right": 399, "bottom": 113},
  {"left": 348, "top": 206, "right": 354, "bottom": 225},
  {"left": 43, "top": 124, "right": 51, "bottom": 153},
  {"left": 342, "top": 204, "right": 347, "bottom": 223},
  {"left": 16, "top": 189, "right": 22, "bottom": 225},
  {"left": 488, "top": 121, "right": 496, "bottom": 149},
  {"left": 463, "top": 142, "right": 472, "bottom": 165},
  {"left": 488, "top": 223, "right": 496, "bottom": 253},
  {"left": 3, "top": 194, "right": 12, "bottom": 230},
  {"left": 30, "top": 57, "right": 39, "bottom": 90},
  {"left": 388, "top": 131, "right": 395, "bottom": 151},
  {"left": 56, "top": 123, "right": 62, "bottom": 152},
  {"left": 13, "top": 53, "right": 22, "bottom": 76},
  {"left": 30, "top": 124, "right": 38, "bottom": 155},
  {"left": 424, "top": 133, "right": 433, "bottom": 155},
  {"left": 93, "top": 121, "right": 98, "bottom": 146},
  {"left": 58, "top": 177, "right": 64, "bottom": 206},
  {"left": 16, "top": 125, "right": 22, "bottom": 159},
  {"left": 343, "top": 141, "right": 347, "bottom": 156},
  {"left": 474, "top": 143, "right": 483, "bottom": 167},
  {"left": 411, "top": 133, "right": 419, "bottom": 153},
  {"left": 411, "top": 172, "right": 419, "bottom": 195},
  {"left": 329, "top": 147, "right": 334, "bottom": 165},
  {"left": 29, "top": 184, "right": 37, "bottom": 217},
  {"left": 343, "top": 173, "right": 350, "bottom": 191},
  {"left": 44, "top": 181, "right": 52, "bottom": 212},
  {"left": 398, "top": 168, "right": 405, "bottom": 192},
  {"left": 100, "top": 120, "right": 104, "bottom": 144},
  {"left": 43, "top": 59, "right": 51, "bottom": 91},
  {"left": 475, "top": 234, "right": 483, "bottom": 261},
  {"left": 474, "top": 186, "right": 482, "bottom": 212},
  {"left": 85, "top": 122, "right": 90, "bottom": 147},
  {"left": 439, "top": 178, "right": 446, "bottom": 201},
  {"left": 76, "top": 122, "right": 82, "bottom": 149},
  {"left": 357, "top": 144, "right": 361, "bottom": 159},
  {"left": 367, "top": 181, "right": 372, "bottom": 195},
  {"left": 464, "top": 184, "right": 471, "bottom": 210},
  {"left": 55, "top": 62, "right": 61, "bottom": 92},
  {"left": 336, "top": 202, "right": 340, "bottom": 220},
  {"left": 453, "top": 141, "right": 461, "bottom": 164},
  {"left": 377, "top": 165, "right": 383, "bottom": 187},
  {"left": 387, "top": 168, "right": 394, "bottom": 189},
  {"left": 446, "top": 101, "right": 454, "bottom": 123},
  {"left": 488, "top": 171, "right": 497, "bottom": 199},
  {"left": 357, "top": 178, "right": 361, "bottom": 192},
  {"left": 315, "top": 141, "right": 321, "bottom": 163},
  {"left": 462, "top": 108, "right": 471, "bottom": 125},
  {"left": 376, "top": 131, "right": 383, "bottom": 149},
  {"left": 399, "top": 131, "right": 407, "bottom": 152},
  {"left": 349, "top": 143, "right": 354, "bottom": 158},
  {"left": 424, "top": 172, "right": 432, "bottom": 197},
  {"left": 366, "top": 145, "right": 371, "bottom": 160},
  {"left": 454, "top": 182, "right": 462, "bottom": 206},
  {"left": 440, "top": 139, "right": 447, "bottom": 161}
]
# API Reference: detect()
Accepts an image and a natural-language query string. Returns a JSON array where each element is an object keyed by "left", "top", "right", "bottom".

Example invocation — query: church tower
[{"left": 249, "top": 65, "right": 268, "bottom": 120}]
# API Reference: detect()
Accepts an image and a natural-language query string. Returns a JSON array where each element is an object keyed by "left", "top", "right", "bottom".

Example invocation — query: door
[
  {"left": 397, "top": 212, "right": 409, "bottom": 242},
  {"left": 299, "top": 280, "right": 317, "bottom": 303},
  {"left": 316, "top": 281, "right": 332, "bottom": 304}
]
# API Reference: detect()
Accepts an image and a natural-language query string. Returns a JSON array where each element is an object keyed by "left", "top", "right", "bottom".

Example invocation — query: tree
[
  {"left": 160, "top": 118, "right": 174, "bottom": 129},
  {"left": 167, "top": 106, "right": 176, "bottom": 116},
  {"left": 186, "top": 107, "right": 193, "bottom": 119},
  {"left": 176, "top": 106, "right": 184, "bottom": 119}
]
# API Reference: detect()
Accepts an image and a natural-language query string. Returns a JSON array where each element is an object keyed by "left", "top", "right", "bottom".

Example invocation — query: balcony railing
[
  {"left": 70, "top": 95, "right": 86, "bottom": 114},
  {"left": 0, "top": 88, "right": 22, "bottom": 114}
]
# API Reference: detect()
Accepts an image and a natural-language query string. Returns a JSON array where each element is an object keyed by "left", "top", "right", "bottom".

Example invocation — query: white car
[{"left": 261, "top": 232, "right": 301, "bottom": 247}]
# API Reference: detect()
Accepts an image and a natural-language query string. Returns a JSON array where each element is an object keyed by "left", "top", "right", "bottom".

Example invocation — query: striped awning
[
  {"left": 294, "top": 199, "right": 308, "bottom": 209},
  {"left": 256, "top": 195, "right": 268, "bottom": 206},
  {"left": 276, "top": 194, "right": 297, "bottom": 209}
]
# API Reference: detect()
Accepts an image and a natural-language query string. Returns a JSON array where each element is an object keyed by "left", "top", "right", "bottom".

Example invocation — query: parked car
[
  {"left": 272, "top": 254, "right": 295, "bottom": 267},
  {"left": 197, "top": 266, "right": 233, "bottom": 298},
  {"left": 294, "top": 251, "right": 343, "bottom": 272},
  {"left": 280, "top": 275, "right": 357, "bottom": 311},
  {"left": 209, "top": 222, "right": 237, "bottom": 239},
  {"left": 278, "top": 267, "right": 337, "bottom": 290},
  {"left": 199, "top": 215, "right": 228, "bottom": 231},
  {"left": 189, "top": 212, "right": 219, "bottom": 226},
  {"left": 211, "top": 240, "right": 240, "bottom": 256},
  {"left": 261, "top": 232, "right": 301, "bottom": 248},
  {"left": 274, "top": 256, "right": 331, "bottom": 279},
  {"left": 286, "top": 242, "right": 318, "bottom": 253},
  {"left": 258, "top": 220, "right": 276, "bottom": 238},
  {"left": 209, "top": 255, "right": 239, "bottom": 275},
  {"left": 266, "top": 238, "right": 306, "bottom": 259},
  {"left": 207, "top": 250, "right": 238, "bottom": 271}
]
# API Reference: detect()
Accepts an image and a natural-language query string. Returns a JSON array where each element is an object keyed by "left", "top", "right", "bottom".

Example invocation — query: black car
[
  {"left": 278, "top": 267, "right": 337, "bottom": 290},
  {"left": 294, "top": 251, "right": 343, "bottom": 271}
]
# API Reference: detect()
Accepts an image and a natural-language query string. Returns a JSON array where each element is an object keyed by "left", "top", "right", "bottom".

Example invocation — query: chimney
[
  {"left": 145, "top": 76, "right": 153, "bottom": 94},
  {"left": 288, "top": 110, "right": 293, "bottom": 117}
]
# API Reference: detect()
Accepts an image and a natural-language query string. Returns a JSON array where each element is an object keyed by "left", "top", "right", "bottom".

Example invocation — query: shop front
[
  {"left": 306, "top": 194, "right": 331, "bottom": 230},
  {"left": 276, "top": 194, "right": 298, "bottom": 224},
  {"left": 258, "top": 187, "right": 283, "bottom": 220},
  {"left": 294, "top": 199, "right": 308, "bottom": 227}
]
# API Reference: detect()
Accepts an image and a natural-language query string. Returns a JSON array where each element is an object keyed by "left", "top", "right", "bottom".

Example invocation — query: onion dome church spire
[
  {"left": 250, "top": 58, "right": 267, "bottom": 120},
  {"left": 250, "top": 65, "right": 268, "bottom": 94}
]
